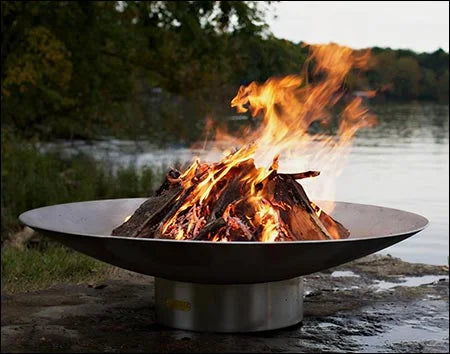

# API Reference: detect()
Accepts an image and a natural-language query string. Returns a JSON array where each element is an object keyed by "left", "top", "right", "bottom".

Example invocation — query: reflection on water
[{"left": 39, "top": 104, "right": 449, "bottom": 265}]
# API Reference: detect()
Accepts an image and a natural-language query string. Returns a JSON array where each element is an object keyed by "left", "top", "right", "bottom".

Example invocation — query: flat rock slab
[{"left": 1, "top": 255, "right": 448, "bottom": 353}]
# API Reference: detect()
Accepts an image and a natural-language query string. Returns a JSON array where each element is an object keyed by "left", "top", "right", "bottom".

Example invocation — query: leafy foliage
[
  {"left": 1, "top": 1, "right": 448, "bottom": 143},
  {"left": 2, "top": 1, "right": 138, "bottom": 138}
]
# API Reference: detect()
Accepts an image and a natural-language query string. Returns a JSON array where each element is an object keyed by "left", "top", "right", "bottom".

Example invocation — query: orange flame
[{"left": 161, "top": 43, "right": 376, "bottom": 241}]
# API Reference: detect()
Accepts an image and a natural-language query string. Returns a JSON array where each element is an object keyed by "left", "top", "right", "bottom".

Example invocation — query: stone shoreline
[{"left": 1, "top": 255, "right": 448, "bottom": 353}]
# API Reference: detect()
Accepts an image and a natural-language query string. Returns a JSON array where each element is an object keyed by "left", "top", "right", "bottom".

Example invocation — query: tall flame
[
  {"left": 231, "top": 44, "right": 375, "bottom": 167},
  {"left": 161, "top": 43, "right": 377, "bottom": 241}
]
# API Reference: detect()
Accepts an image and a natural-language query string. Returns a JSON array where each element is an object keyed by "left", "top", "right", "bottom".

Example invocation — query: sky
[{"left": 266, "top": 1, "right": 449, "bottom": 53}]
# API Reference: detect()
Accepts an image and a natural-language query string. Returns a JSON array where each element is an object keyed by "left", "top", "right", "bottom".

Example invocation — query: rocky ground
[{"left": 1, "top": 255, "right": 448, "bottom": 353}]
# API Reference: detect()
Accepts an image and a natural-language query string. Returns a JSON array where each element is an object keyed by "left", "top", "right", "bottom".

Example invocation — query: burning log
[
  {"left": 111, "top": 185, "right": 183, "bottom": 238},
  {"left": 193, "top": 218, "right": 227, "bottom": 241},
  {"left": 279, "top": 171, "right": 321, "bottom": 180},
  {"left": 112, "top": 152, "right": 350, "bottom": 242},
  {"left": 155, "top": 169, "right": 181, "bottom": 196}
]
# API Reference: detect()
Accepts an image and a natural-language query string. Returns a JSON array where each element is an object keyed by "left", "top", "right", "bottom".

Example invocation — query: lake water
[{"left": 40, "top": 103, "right": 449, "bottom": 265}]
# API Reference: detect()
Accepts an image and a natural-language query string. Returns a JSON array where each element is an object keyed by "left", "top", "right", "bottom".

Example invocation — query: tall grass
[
  {"left": 1, "top": 136, "right": 169, "bottom": 243},
  {"left": 1, "top": 135, "right": 176, "bottom": 292}
]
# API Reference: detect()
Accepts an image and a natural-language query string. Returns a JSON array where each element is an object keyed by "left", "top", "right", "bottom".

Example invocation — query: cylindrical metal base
[{"left": 155, "top": 277, "right": 303, "bottom": 332}]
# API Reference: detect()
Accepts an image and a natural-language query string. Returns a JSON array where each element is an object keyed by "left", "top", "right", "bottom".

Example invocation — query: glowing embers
[{"left": 112, "top": 152, "right": 349, "bottom": 242}]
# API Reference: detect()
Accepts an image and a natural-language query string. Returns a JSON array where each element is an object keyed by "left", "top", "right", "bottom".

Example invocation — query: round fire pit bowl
[
  {"left": 19, "top": 199, "right": 428, "bottom": 332},
  {"left": 19, "top": 198, "right": 428, "bottom": 284}
]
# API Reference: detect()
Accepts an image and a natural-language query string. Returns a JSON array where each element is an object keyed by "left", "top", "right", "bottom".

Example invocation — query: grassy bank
[
  {"left": 1, "top": 136, "right": 172, "bottom": 293},
  {"left": 1, "top": 245, "right": 114, "bottom": 294},
  {"left": 1, "top": 135, "right": 170, "bottom": 243}
]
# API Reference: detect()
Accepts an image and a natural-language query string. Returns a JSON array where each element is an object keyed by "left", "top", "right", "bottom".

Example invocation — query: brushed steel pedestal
[{"left": 155, "top": 276, "right": 304, "bottom": 332}]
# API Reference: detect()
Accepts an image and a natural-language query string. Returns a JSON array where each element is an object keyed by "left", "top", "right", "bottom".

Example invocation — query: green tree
[
  {"left": 419, "top": 68, "right": 438, "bottom": 101},
  {"left": 368, "top": 51, "right": 397, "bottom": 97},
  {"left": 392, "top": 56, "right": 422, "bottom": 100},
  {"left": 1, "top": 1, "right": 271, "bottom": 141},
  {"left": 2, "top": 1, "right": 138, "bottom": 139},
  {"left": 418, "top": 48, "right": 449, "bottom": 77}
]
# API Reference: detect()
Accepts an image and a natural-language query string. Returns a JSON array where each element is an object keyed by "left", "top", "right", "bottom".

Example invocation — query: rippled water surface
[{"left": 40, "top": 104, "right": 449, "bottom": 265}]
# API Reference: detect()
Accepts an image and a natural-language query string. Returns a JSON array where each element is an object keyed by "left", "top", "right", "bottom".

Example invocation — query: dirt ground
[{"left": 1, "top": 255, "right": 448, "bottom": 353}]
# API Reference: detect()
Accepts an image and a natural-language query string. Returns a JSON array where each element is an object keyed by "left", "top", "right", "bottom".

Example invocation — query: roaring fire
[{"left": 160, "top": 43, "right": 376, "bottom": 242}]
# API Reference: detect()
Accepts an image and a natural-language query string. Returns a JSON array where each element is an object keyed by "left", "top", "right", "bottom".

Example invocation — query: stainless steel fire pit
[{"left": 19, "top": 198, "right": 428, "bottom": 332}]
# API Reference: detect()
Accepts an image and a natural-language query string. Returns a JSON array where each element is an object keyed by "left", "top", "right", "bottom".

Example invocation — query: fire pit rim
[{"left": 18, "top": 198, "right": 429, "bottom": 244}]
